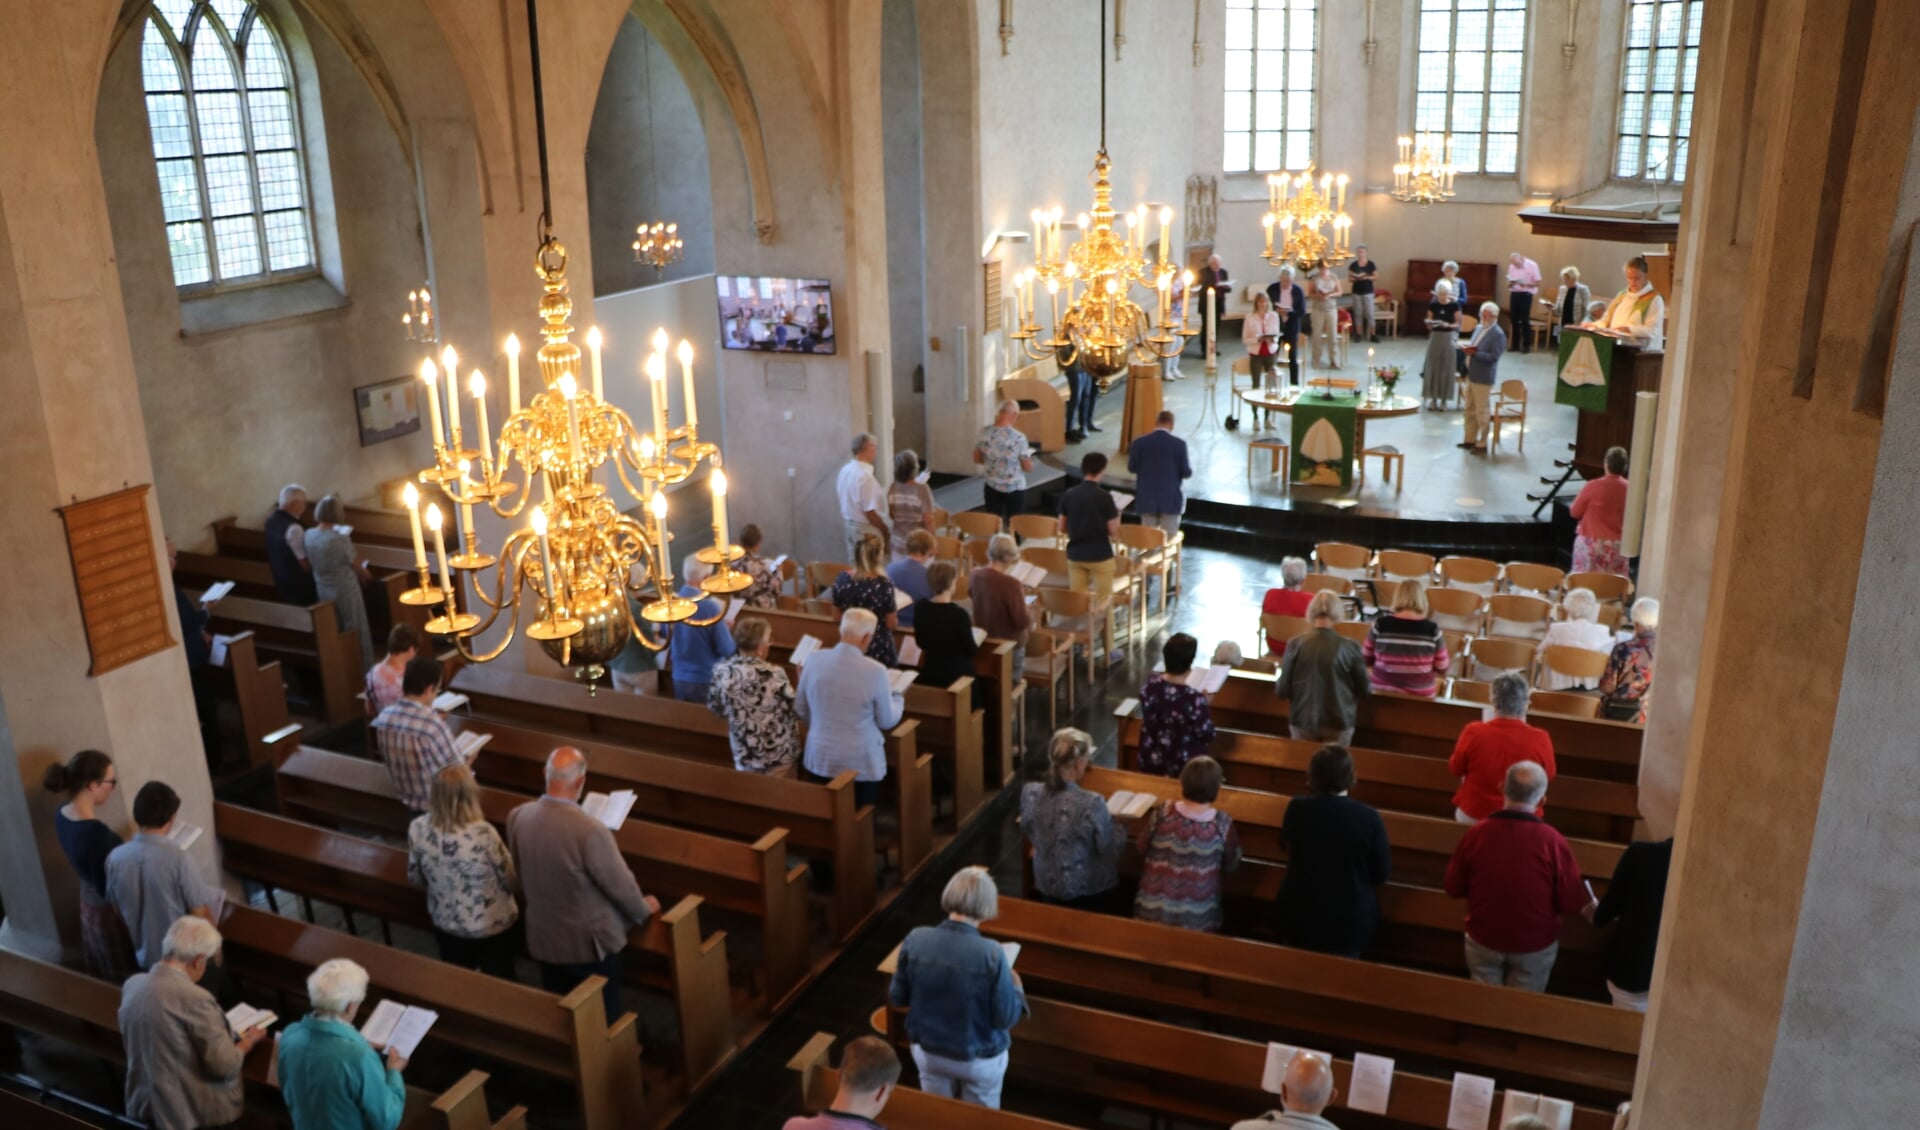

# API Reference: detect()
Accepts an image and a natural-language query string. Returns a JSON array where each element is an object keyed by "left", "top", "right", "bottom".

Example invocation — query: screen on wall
[{"left": 715, "top": 275, "right": 836, "bottom": 354}]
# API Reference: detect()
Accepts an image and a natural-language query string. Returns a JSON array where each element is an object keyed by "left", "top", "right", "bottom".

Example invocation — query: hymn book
[
  {"left": 1499, "top": 1091, "right": 1573, "bottom": 1130},
  {"left": 790, "top": 635, "right": 825, "bottom": 666},
  {"left": 886, "top": 669, "right": 919, "bottom": 695},
  {"left": 1103, "top": 791, "right": 1158, "bottom": 818},
  {"left": 225, "top": 1003, "right": 276, "bottom": 1034},
  {"left": 972, "top": 626, "right": 987, "bottom": 645},
  {"left": 1446, "top": 1072, "right": 1496, "bottom": 1130},
  {"left": 1009, "top": 561, "right": 1048, "bottom": 588},
  {"left": 581, "top": 789, "right": 637, "bottom": 830},
  {"left": 1347, "top": 1052, "right": 1395, "bottom": 1115},
  {"left": 894, "top": 588, "right": 915, "bottom": 611},
  {"left": 432, "top": 691, "right": 469, "bottom": 713},
  {"left": 1190, "top": 665, "right": 1232, "bottom": 695},
  {"left": 198, "top": 581, "right": 236, "bottom": 605},
  {"left": 1108, "top": 491, "right": 1134, "bottom": 512},
  {"left": 359, "top": 1000, "right": 438, "bottom": 1059},
  {"left": 896, "top": 638, "right": 923, "bottom": 667},
  {"left": 208, "top": 635, "right": 235, "bottom": 668},
  {"left": 453, "top": 730, "right": 491, "bottom": 763},
  {"left": 166, "top": 822, "right": 204, "bottom": 851}
]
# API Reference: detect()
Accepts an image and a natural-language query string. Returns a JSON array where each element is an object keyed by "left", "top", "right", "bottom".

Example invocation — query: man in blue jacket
[
  {"left": 1266, "top": 268, "right": 1308, "bottom": 386},
  {"left": 1126, "top": 410, "right": 1192, "bottom": 535}
]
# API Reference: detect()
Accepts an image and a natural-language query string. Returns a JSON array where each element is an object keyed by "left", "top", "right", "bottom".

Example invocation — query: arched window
[
  {"left": 1414, "top": 0, "right": 1528, "bottom": 176},
  {"left": 1223, "top": 0, "right": 1318, "bottom": 174},
  {"left": 1615, "top": 0, "right": 1703, "bottom": 183},
  {"left": 140, "top": 0, "right": 315, "bottom": 289}
]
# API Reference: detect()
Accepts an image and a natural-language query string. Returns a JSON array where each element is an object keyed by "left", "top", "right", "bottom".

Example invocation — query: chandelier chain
[{"left": 527, "top": 0, "right": 554, "bottom": 245}]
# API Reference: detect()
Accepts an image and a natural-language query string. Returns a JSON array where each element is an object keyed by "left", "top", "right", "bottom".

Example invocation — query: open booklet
[
  {"left": 198, "top": 580, "right": 237, "bottom": 605},
  {"left": 581, "top": 789, "right": 637, "bottom": 830},
  {"left": 971, "top": 626, "right": 988, "bottom": 645},
  {"left": 880, "top": 939, "right": 1019, "bottom": 976},
  {"left": 1499, "top": 1091, "right": 1573, "bottom": 1130},
  {"left": 894, "top": 588, "right": 915, "bottom": 612},
  {"left": 1190, "top": 665, "right": 1232, "bottom": 695},
  {"left": 166, "top": 821, "right": 204, "bottom": 852},
  {"left": 225, "top": 1002, "right": 277, "bottom": 1035},
  {"left": 453, "top": 730, "right": 491, "bottom": 762},
  {"left": 886, "top": 669, "right": 919, "bottom": 695},
  {"left": 432, "top": 691, "right": 470, "bottom": 713},
  {"left": 1009, "top": 561, "right": 1048, "bottom": 588},
  {"left": 1108, "top": 491, "right": 1134, "bottom": 512},
  {"left": 359, "top": 1000, "right": 438, "bottom": 1059},
  {"left": 789, "top": 635, "right": 826, "bottom": 666},
  {"left": 1103, "top": 790, "right": 1158, "bottom": 818},
  {"left": 896, "top": 637, "right": 922, "bottom": 667},
  {"left": 209, "top": 634, "right": 236, "bottom": 668}
]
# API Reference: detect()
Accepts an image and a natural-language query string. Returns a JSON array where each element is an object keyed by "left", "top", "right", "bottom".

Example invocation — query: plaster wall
[{"left": 880, "top": 0, "right": 928, "bottom": 458}]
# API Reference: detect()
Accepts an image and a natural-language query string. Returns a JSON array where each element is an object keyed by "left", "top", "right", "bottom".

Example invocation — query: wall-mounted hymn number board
[{"left": 57, "top": 485, "right": 175, "bottom": 676}]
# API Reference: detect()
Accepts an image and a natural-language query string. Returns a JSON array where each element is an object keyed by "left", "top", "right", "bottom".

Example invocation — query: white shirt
[
  {"left": 836, "top": 458, "right": 885, "bottom": 523},
  {"left": 1536, "top": 619, "right": 1616, "bottom": 690},
  {"left": 1241, "top": 309, "right": 1280, "bottom": 355},
  {"left": 1602, "top": 283, "right": 1666, "bottom": 351}
]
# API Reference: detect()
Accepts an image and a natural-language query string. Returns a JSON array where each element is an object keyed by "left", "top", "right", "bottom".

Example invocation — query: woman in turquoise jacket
[{"left": 276, "top": 958, "right": 407, "bottom": 1130}]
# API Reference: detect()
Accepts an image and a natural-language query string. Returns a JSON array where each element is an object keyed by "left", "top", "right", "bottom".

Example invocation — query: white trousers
[{"left": 911, "top": 1045, "right": 1010, "bottom": 1109}]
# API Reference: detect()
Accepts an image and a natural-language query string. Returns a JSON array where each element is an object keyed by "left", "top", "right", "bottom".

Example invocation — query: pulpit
[
  {"left": 1117, "top": 361, "right": 1164, "bottom": 454},
  {"left": 1571, "top": 338, "right": 1664, "bottom": 477}
]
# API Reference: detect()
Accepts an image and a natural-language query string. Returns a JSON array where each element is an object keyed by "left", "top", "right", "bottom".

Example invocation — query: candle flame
[
  {"left": 504, "top": 333, "right": 521, "bottom": 357},
  {"left": 440, "top": 345, "right": 458, "bottom": 375},
  {"left": 557, "top": 373, "right": 577, "bottom": 399},
  {"left": 676, "top": 340, "right": 693, "bottom": 365},
  {"left": 425, "top": 503, "right": 443, "bottom": 531},
  {"left": 530, "top": 508, "right": 547, "bottom": 536},
  {"left": 651, "top": 328, "right": 670, "bottom": 354},
  {"left": 420, "top": 359, "right": 438, "bottom": 384},
  {"left": 586, "top": 326, "right": 603, "bottom": 349},
  {"left": 402, "top": 483, "right": 419, "bottom": 508},
  {"left": 469, "top": 371, "right": 485, "bottom": 397},
  {"left": 650, "top": 490, "right": 669, "bottom": 519},
  {"left": 712, "top": 469, "right": 728, "bottom": 497}
]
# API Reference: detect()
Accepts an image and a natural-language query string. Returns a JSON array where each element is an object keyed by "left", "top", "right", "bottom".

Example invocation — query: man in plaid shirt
[{"left": 370, "top": 656, "right": 461, "bottom": 811}]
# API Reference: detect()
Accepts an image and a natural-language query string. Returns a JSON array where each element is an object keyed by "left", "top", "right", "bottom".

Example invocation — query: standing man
[
  {"left": 794, "top": 608, "right": 904, "bottom": 809},
  {"left": 1459, "top": 301, "right": 1507, "bottom": 453},
  {"left": 974, "top": 399, "right": 1034, "bottom": 526},
  {"left": 264, "top": 483, "right": 316, "bottom": 605},
  {"left": 1267, "top": 267, "right": 1307, "bottom": 386},
  {"left": 1272, "top": 591, "right": 1369, "bottom": 745},
  {"left": 105, "top": 783, "right": 220, "bottom": 971},
  {"left": 1200, "top": 253, "right": 1231, "bottom": 358},
  {"left": 1506, "top": 251, "right": 1543, "bottom": 354},
  {"left": 371, "top": 655, "right": 463, "bottom": 813},
  {"left": 507, "top": 747, "right": 660, "bottom": 1020},
  {"left": 119, "top": 917, "right": 261, "bottom": 1130},
  {"left": 1126, "top": 411, "right": 1191, "bottom": 536},
  {"left": 1057, "top": 453, "right": 1122, "bottom": 664},
  {"left": 1348, "top": 246, "right": 1379, "bottom": 343},
  {"left": 836, "top": 434, "right": 889, "bottom": 562}
]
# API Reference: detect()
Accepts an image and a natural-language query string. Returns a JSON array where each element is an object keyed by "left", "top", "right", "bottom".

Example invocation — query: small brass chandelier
[
  {"left": 1261, "top": 164, "right": 1353, "bottom": 271},
  {"left": 1008, "top": 1, "right": 1197, "bottom": 388},
  {"left": 632, "top": 221, "right": 683, "bottom": 273},
  {"left": 398, "top": 0, "right": 742, "bottom": 687},
  {"left": 1392, "top": 133, "right": 1456, "bottom": 206}
]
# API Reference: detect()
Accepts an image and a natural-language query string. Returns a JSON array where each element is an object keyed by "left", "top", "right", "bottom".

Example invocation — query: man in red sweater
[
  {"left": 1444, "top": 761, "right": 1594, "bottom": 992},
  {"left": 1448, "top": 673, "right": 1556, "bottom": 822}
]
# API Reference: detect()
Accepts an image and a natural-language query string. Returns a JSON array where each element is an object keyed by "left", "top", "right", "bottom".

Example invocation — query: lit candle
[
  {"left": 426, "top": 503, "right": 452, "bottom": 600},
  {"left": 440, "top": 346, "right": 461, "bottom": 444},
  {"left": 1206, "top": 287, "right": 1217, "bottom": 363},
  {"left": 1336, "top": 174, "right": 1348, "bottom": 213},
  {"left": 1183, "top": 272, "right": 1196, "bottom": 333},
  {"left": 650, "top": 489, "right": 671, "bottom": 585},
  {"left": 1262, "top": 213, "right": 1275, "bottom": 258},
  {"left": 504, "top": 333, "right": 521, "bottom": 410},
  {"left": 420, "top": 359, "right": 444, "bottom": 447},
  {"left": 1158, "top": 206, "right": 1172, "bottom": 268},
  {"left": 530, "top": 507, "right": 554, "bottom": 602},
  {"left": 558, "top": 373, "right": 582, "bottom": 463},
  {"left": 469, "top": 371, "right": 490, "bottom": 466},
  {"left": 710, "top": 467, "right": 730, "bottom": 548},
  {"left": 677, "top": 340, "right": 697, "bottom": 428},
  {"left": 456, "top": 459, "right": 474, "bottom": 545},
  {"left": 586, "top": 326, "right": 604, "bottom": 401},
  {"left": 402, "top": 482, "right": 427, "bottom": 571},
  {"left": 1047, "top": 279, "right": 1061, "bottom": 337},
  {"left": 646, "top": 352, "right": 669, "bottom": 442}
]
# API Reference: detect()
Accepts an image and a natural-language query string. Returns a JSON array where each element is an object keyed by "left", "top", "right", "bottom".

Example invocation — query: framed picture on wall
[{"left": 355, "top": 376, "right": 422, "bottom": 447}]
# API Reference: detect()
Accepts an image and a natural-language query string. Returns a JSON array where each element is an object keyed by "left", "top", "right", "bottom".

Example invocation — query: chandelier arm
[
  {"left": 683, "top": 594, "right": 733, "bottom": 629},
  {"left": 446, "top": 615, "right": 520, "bottom": 665},
  {"left": 621, "top": 595, "right": 668, "bottom": 652}
]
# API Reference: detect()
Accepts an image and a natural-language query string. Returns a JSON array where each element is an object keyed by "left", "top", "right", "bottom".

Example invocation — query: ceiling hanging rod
[
  {"left": 1098, "top": 0, "right": 1108, "bottom": 153},
  {"left": 526, "top": 0, "right": 555, "bottom": 244}
]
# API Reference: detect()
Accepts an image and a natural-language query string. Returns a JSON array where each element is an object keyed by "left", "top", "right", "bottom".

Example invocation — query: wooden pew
[
  {"left": 789, "top": 1032, "right": 1076, "bottom": 1129},
  {"left": 1115, "top": 709, "right": 1641, "bottom": 843},
  {"left": 214, "top": 630, "right": 303, "bottom": 768},
  {"left": 978, "top": 897, "right": 1641, "bottom": 1104},
  {"left": 216, "top": 904, "right": 644, "bottom": 1129},
  {"left": 0, "top": 946, "right": 529, "bottom": 1129},
  {"left": 344, "top": 502, "right": 423, "bottom": 550},
  {"left": 211, "top": 801, "right": 735, "bottom": 1091},
  {"left": 204, "top": 594, "right": 361, "bottom": 727},
  {"left": 1204, "top": 668, "right": 1644, "bottom": 782},
  {"left": 208, "top": 517, "right": 429, "bottom": 637},
  {"left": 269, "top": 747, "right": 813, "bottom": 1011},
  {"left": 173, "top": 550, "right": 280, "bottom": 601}
]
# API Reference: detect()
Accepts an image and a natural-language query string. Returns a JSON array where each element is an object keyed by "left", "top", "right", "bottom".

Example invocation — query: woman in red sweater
[
  {"left": 1449, "top": 673, "right": 1556, "bottom": 822},
  {"left": 1570, "top": 445, "right": 1630, "bottom": 575}
]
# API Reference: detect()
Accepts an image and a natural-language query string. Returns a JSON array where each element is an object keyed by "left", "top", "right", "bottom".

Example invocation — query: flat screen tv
[{"left": 716, "top": 275, "right": 835, "bottom": 354}]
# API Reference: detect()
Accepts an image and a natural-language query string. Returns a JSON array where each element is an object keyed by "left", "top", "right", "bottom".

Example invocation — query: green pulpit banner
[
  {"left": 1291, "top": 394, "right": 1357, "bottom": 488},
  {"left": 1556, "top": 328, "right": 1613, "bottom": 412}
]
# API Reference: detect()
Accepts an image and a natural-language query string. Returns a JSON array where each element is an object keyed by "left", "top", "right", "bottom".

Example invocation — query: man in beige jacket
[
  {"left": 506, "top": 746, "right": 659, "bottom": 1021},
  {"left": 119, "top": 916, "right": 265, "bottom": 1130}
]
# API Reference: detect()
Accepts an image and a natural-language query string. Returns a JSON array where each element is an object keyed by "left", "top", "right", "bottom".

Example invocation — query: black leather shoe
[{"left": 1087, "top": 423, "right": 1104, "bottom": 432}]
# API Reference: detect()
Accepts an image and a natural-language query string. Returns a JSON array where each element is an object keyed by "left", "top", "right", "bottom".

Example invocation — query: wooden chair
[
  {"left": 928, "top": 506, "right": 950, "bottom": 533},
  {"left": 963, "top": 539, "right": 990, "bottom": 568},
  {"left": 1596, "top": 603, "right": 1625, "bottom": 631},
  {"left": 1247, "top": 433, "right": 1290, "bottom": 480},
  {"left": 1536, "top": 645, "right": 1611, "bottom": 690},
  {"left": 806, "top": 561, "right": 851, "bottom": 599},
  {"left": 1023, "top": 629, "right": 1076, "bottom": 732},
  {"left": 802, "top": 598, "right": 837, "bottom": 618},
  {"left": 1437, "top": 555, "right": 1502, "bottom": 596},
  {"left": 1300, "top": 574, "right": 1352, "bottom": 598},
  {"left": 1567, "top": 571, "right": 1634, "bottom": 605},
  {"left": 1425, "top": 587, "right": 1485, "bottom": 635},
  {"left": 1490, "top": 379, "right": 1529, "bottom": 451},
  {"left": 1039, "top": 587, "right": 1104, "bottom": 682},
  {"left": 1532, "top": 690, "right": 1603, "bottom": 718},
  {"left": 1373, "top": 292, "right": 1398, "bottom": 339},
  {"left": 1008, "top": 514, "right": 1058, "bottom": 546},
  {"left": 1361, "top": 445, "right": 1403, "bottom": 491},
  {"left": 1016, "top": 546, "right": 1069, "bottom": 588},
  {"left": 951, "top": 511, "right": 1004, "bottom": 542},
  {"left": 1375, "top": 549, "right": 1436, "bottom": 585},
  {"left": 1313, "top": 541, "right": 1373, "bottom": 581},
  {"left": 1260, "top": 613, "right": 1311, "bottom": 654},
  {"left": 1448, "top": 677, "right": 1493, "bottom": 704},
  {"left": 1332, "top": 620, "right": 1369, "bottom": 643},
  {"left": 776, "top": 557, "right": 801, "bottom": 599},
  {"left": 930, "top": 534, "right": 965, "bottom": 561},
  {"left": 1441, "top": 628, "right": 1472, "bottom": 677},
  {"left": 1487, "top": 593, "right": 1554, "bottom": 640},
  {"left": 1504, "top": 561, "right": 1566, "bottom": 598},
  {"left": 1114, "top": 525, "right": 1174, "bottom": 614},
  {"left": 1529, "top": 299, "right": 1555, "bottom": 351},
  {"left": 1467, "top": 636, "right": 1537, "bottom": 681}
]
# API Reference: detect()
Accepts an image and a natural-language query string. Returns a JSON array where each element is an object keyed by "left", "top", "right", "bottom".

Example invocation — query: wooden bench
[
  {"left": 1205, "top": 668, "right": 1644, "bottom": 783},
  {"left": 209, "top": 518, "right": 431, "bottom": 637},
  {"left": 343, "top": 502, "right": 423, "bottom": 550},
  {"left": 212, "top": 801, "right": 735, "bottom": 1090},
  {"left": 204, "top": 593, "right": 362, "bottom": 727},
  {"left": 0, "top": 946, "right": 528, "bottom": 1129},
  {"left": 268, "top": 747, "right": 813, "bottom": 1011},
  {"left": 977, "top": 896, "right": 1641, "bottom": 1104},
  {"left": 789, "top": 1031, "right": 1076, "bottom": 1129},
  {"left": 213, "top": 630, "right": 303, "bottom": 768},
  {"left": 1115, "top": 708, "right": 1641, "bottom": 843}
]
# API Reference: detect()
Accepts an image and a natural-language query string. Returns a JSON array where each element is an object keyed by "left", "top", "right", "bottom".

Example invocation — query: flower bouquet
[{"left": 1371, "top": 364, "right": 1404, "bottom": 401}]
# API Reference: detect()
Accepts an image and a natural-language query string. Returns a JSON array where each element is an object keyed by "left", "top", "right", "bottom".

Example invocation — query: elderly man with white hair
[
  {"left": 969, "top": 534, "right": 1033, "bottom": 681},
  {"left": 973, "top": 399, "right": 1035, "bottom": 526},
  {"left": 837, "top": 433, "right": 889, "bottom": 561},
  {"left": 889, "top": 867, "right": 1028, "bottom": 1108},
  {"left": 1444, "top": 761, "right": 1594, "bottom": 992},
  {"left": 1535, "top": 587, "right": 1616, "bottom": 690},
  {"left": 1231, "top": 1048, "right": 1342, "bottom": 1129},
  {"left": 1599, "top": 597, "right": 1659, "bottom": 723},
  {"left": 795, "top": 607, "right": 904, "bottom": 809},
  {"left": 1459, "top": 300, "right": 1508, "bottom": 454},
  {"left": 265, "top": 482, "right": 317, "bottom": 604},
  {"left": 663, "top": 553, "right": 737, "bottom": 702},
  {"left": 507, "top": 746, "right": 660, "bottom": 1020},
  {"left": 278, "top": 957, "right": 407, "bottom": 1129},
  {"left": 119, "top": 917, "right": 262, "bottom": 1130}
]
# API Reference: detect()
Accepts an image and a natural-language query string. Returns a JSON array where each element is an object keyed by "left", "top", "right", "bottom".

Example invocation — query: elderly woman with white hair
[
  {"left": 118, "top": 916, "right": 263, "bottom": 1130},
  {"left": 1536, "top": 587, "right": 1617, "bottom": 690},
  {"left": 1600, "top": 598, "right": 1659, "bottom": 723},
  {"left": 888, "top": 867, "right": 1028, "bottom": 1108},
  {"left": 795, "top": 606, "right": 904, "bottom": 809},
  {"left": 1450, "top": 673, "right": 1557, "bottom": 823},
  {"left": 1261, "top": 556, "right": 1313, "bottom": 648},
  {"left": 969, "top": 534, "right": 1033, "bottom": 680},
  {"left": 1421, "top": 279, "right": 1464, "bottom": 408},
  {"left": 1460, "top": 300, "right": 1508, "bottom": 452},
  {"left": 278, "top": 957, "right": 407, "bottom": 1129},
  {"left": 665, "top": 553, "right": 738, "bottom": 702}
]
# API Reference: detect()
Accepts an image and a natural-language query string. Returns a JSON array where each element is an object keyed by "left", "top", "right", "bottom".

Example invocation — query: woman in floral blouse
[
  {"left": 736, "top": 524, "right": 784, "bottom": 609},
  {"left": 1137, "top": 633, "right": 1217, "bottom": 776},
  {"left": 1599, "top": 598, "right": 1658, "bottom": 723},
  {"left": 1134, "top": 756, "right": 1242, "bottom": 933},
  {"left": 832, "top": 533, "right": 900, "bottom": 667},
  {"left": 407, "top": 765, "right": 518, "bottom": 978},
  {"left": 1019, "top": 728, "right": 1126, "bottom": 912},
  {"left": 707, "top": 617, "right": 801, "bottom": 777}
]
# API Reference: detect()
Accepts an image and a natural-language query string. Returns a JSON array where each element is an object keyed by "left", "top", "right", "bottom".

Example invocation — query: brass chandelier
[
  {"left": 1392, "top": 133, "right": 1456, "bottom": 206},
  {"left": 1261, "top": 164, "right": 1354, "bottom": 271},
  {"left": 398, "top": 0, "right": 741, "bottom": 684},
  {"left": 632, "top": 221, "right": 684, "bottom": 272},
  {"left": 1009, "top": 2, "right": 1197, "bottom": 387}
]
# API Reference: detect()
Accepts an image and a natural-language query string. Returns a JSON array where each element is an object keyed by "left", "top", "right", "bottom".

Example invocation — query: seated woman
[
  {"left": 887, "top": 867, "right": 1028, "bottom": 1109},
  {"left": 1536, "top": 588, "right": 1615, "bottom": 690},
  {"left": 912, "top": 561, "right": 977, "bottom": 690},
  {"left": 1362, "top": 581, "right": 1450, "bottom": 697},
  {"left": 1275, "top": 745, "right": 1391, "bottom": 957},
  {"left": 832, "top": 533, "right": 899, "bottom": 667},
  {"left": 1019, "top": 728, "right": 1125, "bottom": 912},
  {"left": 1134, "top": 756, "right": 1242, "bottom": 933},
  {"left": 1600, "top": 598, "right": 1659, "bottom": 723},
  {"left": 1137, "top": 633, "right": 1217, "bottom": 777}
]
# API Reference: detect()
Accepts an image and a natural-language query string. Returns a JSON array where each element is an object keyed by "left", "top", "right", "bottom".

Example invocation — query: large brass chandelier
[
  {"left": 1008, "top": 3, "right": 1196, "bottom": 387},
  {"left": 1261, "top": 164, "right": 1353, "bottom": 271},
  {"left": 397, "top": 0, "right": 741, "bottom": 684},
  {"left": 1392, "top": 133, "right": 1456, "bottom": 206}
]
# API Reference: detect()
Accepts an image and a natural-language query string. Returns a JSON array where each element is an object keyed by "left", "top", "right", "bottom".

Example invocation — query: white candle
[
  {"left": 469, "top": 371, "right": 490, "bottom": 466},
  {"left": 1183, "top": 274, "right": 1196, "bottom": 332},
  {"left": 426, "top": 503, "right": 452, "bottom": 599},
  {"left": 420, "top": 359, "right": 444, "bottom": 447},
  {"left": 456, "top": 459, "right": 474, "bottom": 545},
  {"left": 530, "top": 507, "right": 554, "bottom": 601},
  {"left": 710, "top": 467, "right": 730, "bottom": 548},
  {"left": 1206, "top": 288, "right": 1217, "bottom": 362},
  {"left": 650, "top": 489, "right": 671, "bottom": 585},
  {"left": 440, "top": 346, "right": 461, "bottom": 444},
  {"left": 586, "top": 326, "right": 604, "bottom": 401},
  {"left": 677, "top": 340, "right": 697, "bottom": 428},
  {"left": 504, "top": 334, "right": 521, "bottom": 410},
  {"left": 402, "top": 482, "right": 427, "bottom": 571},
  {"left": 1263, "top": 213, "right": 1275, "bottom": 258},
  {"left": 558, "top": 373, "right": 582, "bottom": 463},
  {"left": 646, "top": 352, "right": 669, "bottom": 442}
]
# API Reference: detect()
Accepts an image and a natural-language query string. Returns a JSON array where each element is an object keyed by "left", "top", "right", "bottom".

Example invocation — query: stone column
[{"left": 0, "top": 4, "right": 220, "bottom": 958}]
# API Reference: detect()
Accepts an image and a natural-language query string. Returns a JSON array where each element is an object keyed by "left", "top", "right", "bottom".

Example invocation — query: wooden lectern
[
  {"left": 1117, "top": 361, "right": 1164, "bottom": 454},
  {"left": 1573, "top": 340, "right": 1664, "bottom": 477}
]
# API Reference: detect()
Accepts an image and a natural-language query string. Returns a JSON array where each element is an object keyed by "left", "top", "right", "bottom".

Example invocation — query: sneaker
[{"left": 1087, "top": 423, "right": 1105, "bottom": 432}]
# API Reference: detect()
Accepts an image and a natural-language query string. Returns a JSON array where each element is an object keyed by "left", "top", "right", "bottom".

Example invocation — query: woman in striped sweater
[{"left": 1363, "top": 581, "right": 1451, "bottom": 697}]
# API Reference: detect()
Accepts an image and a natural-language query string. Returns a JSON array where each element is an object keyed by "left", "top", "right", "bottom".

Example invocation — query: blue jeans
[
  {"left": 1066, "top": 368, "right": 1096, "bottom": 431},
  {"left": 674, "top": 680, "right": 711, "bottom": 704}
]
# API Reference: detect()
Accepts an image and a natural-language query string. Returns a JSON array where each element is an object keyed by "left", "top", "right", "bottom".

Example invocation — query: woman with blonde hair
[
  {"left": 407, "top": 764, "right": 518, "bottom": 977},
  {"left": 1019, "top": 728, "right": 1126, "bottom": 912},
  {"left": 1552, "top": 266, "right": 1591, "bottom": 344},
  {"left": 832, "top": 532, "right": 900, "bottom": 666},
  {"left": 1363, "top": 580, "right": 1450, "bottom": 697}
]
